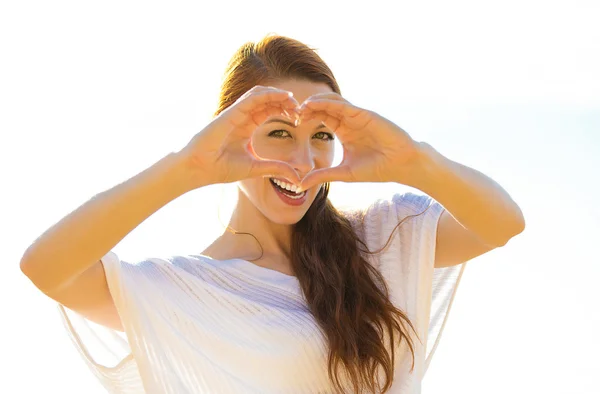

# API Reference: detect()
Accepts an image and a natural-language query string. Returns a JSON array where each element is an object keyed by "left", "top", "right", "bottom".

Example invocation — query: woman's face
[{"left": 237, "top": 79, "right": 336, "bottom": 225}]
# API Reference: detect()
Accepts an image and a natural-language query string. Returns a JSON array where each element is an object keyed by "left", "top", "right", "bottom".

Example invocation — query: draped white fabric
[{"left": 58, "top": 192, "right": 466, "bottom": 393}]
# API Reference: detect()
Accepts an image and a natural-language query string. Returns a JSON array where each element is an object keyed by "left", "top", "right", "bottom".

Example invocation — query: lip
[
  {"left": 269, "top": 179, "right": 308, "bottom": 206},
  {"left": 270, "top": 176, "right": 296, "bottom": 184}
]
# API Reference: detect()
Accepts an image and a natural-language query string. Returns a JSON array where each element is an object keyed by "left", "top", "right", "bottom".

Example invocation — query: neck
[{"left": 221, "top": 188, "right": 294, "bottom": 261}]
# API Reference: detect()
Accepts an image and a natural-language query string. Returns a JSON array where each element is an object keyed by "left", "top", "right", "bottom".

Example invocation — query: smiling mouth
[{"left": 269, "top": 178, "right": 306, "bottom": 199}]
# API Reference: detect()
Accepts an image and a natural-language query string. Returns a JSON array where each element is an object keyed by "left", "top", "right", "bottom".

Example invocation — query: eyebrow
[{"left": 264, "top": 118, "right": 328, "bottom": 130}]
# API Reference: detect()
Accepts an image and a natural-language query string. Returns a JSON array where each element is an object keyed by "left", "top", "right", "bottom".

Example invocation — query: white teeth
[
  {"left": 285, "top": 192, "right": 304, "bottom": 199},
  {"left": 272, "top": 178, "right": 300, "bottom": 194},
  {"left": 271, "top": 178, "right": 303, "bottom": 195}
]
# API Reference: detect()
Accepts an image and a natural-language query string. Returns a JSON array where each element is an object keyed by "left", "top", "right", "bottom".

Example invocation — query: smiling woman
[
  {"left": 20, "top": 33, "right": 519, "bottom": 394},
  {"left": 258, "top": 125, "right": 333, "bottom": 204}
]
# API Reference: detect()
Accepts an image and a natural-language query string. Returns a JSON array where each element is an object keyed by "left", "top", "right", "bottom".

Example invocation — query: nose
[{"left": 289, "top": 143, "right": 315, "bottom": 179}]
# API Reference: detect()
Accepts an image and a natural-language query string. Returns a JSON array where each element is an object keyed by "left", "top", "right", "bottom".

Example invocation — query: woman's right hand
[{"left": 177, "top": 85, "right": 302, "bottom": 190}]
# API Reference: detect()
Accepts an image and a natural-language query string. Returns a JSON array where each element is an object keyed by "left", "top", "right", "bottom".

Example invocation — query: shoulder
[
  {"left": 338, "top": 191, "right": 444, "bottom": 273},
  {"left": 101, "top": 252, "right": 213, "bottom": 285},
  {"left": 341, "top": 191, "right": 444, "bottom": 237},
  {"left": 373, "top": 192, "right": 441, "bottom": 217},
  {"left": 100, "top": 253, "right": 232, "bottom": 310}
]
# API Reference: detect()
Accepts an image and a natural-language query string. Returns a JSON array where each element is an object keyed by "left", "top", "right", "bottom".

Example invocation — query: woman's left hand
[{"left": 296, "top": 93, "right": 424, "bottom": 192}]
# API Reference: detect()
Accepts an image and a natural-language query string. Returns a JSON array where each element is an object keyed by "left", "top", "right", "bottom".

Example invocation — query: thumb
[
  {"left": 299, "top": 165, "right": 353, "bottom": 192},
  {"left": 249, "top": 159, "right": 301, "bottom": 184},
  {"left": 244, "top": 140, "right": 301, "bottom": 184}
]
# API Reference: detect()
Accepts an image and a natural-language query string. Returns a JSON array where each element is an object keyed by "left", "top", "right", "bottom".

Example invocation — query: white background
[{"left": 1, "top": 0, "right": 599, "bottom": 393}]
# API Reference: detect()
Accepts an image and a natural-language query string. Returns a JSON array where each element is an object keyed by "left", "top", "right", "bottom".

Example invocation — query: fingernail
[{"left": 296, "top": 186, "right": 303, "bottom": 194}]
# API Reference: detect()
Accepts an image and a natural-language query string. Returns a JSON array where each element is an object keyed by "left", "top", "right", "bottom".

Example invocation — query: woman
[{"left": 20, "top": 34, "right": 525, "bottom": 393}]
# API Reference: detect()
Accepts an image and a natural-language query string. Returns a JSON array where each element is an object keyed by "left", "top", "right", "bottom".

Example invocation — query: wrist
[
  {"left": 155, "top": 150, "right": 211, "bottom": 196},
  {"left": 401, "top": 142, "right": 449, "bottom": 194}
]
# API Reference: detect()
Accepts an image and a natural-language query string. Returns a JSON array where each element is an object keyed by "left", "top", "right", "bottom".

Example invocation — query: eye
[
  {"left": 268, "top": 130, "right": 291, "bottom": 138},
  {"left": 313, "top": 131, "right": 335, "bottom": 141}
]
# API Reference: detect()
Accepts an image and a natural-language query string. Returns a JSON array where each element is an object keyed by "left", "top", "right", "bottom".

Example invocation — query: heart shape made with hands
[
  {"left": 278, "top": 100, "right": 318, "bottom": 128},
  {"left": 257, "top": 96, "right": 341, "bottom": 192},
  {"left": 255, "top": 91, "right": 421, "bottom": 194}
]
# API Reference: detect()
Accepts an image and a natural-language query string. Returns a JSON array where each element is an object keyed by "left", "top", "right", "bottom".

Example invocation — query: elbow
[
  {"left": 19, "top": 249, "right": 57, "bottom": 295},
  {"left": 516, "top": 214, "right": 526, "bottom": 236},
  {"left": 20, "top": 248, "right": 87, "bottom": 296},
  {"left": 495, "top": 210, "right": 526, "bottom": 247},
  {"left": 20, "top": 250, "right": 44, "bottom": 290},
  {"left": 20, "top": 248, "right": 37, "bottom": 280},
  {"left": 481, "top": 205, "right": 526, "bottom": 248},
  {"left": 512, "top": 205, "right": 526, "bottom": 237}
]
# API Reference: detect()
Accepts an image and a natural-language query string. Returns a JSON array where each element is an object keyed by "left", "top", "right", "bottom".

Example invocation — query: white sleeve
[
  {"left": 359, "top": 192, "right": 467, "bottom": 377},
  {"left": 57, "top": 251, "right": 144, "bottom": 393}
]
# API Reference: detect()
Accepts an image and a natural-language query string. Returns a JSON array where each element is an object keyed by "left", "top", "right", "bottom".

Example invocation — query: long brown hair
[{"left": 214, "top": 34, "right": 424, "bottom": 393}]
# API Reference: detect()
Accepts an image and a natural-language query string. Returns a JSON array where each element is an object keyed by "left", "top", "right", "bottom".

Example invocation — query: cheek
[
  {"left": 250, "top": 137, "right": 287, "bottom": 160},
  {"left": 237, "top": 178, "right": 263, "bottom": 199},
  {"left": 319, "top": 145, "right": 336, "bottom": 167}
]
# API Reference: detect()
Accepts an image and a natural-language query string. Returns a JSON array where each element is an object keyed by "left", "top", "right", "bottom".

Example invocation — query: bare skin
[
  {"left": 201, "top": 79, "right": 336, "bottom": 276},
  {"left": 20, "top": 82, "right": 323, "bottom": 331}
]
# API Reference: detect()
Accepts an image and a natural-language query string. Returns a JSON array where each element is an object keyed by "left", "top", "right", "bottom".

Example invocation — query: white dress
[{"left": 58, "top": 192, "right": 467, "bottom": 393}]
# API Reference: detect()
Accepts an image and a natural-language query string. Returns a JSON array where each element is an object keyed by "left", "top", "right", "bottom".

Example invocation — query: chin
[
  {"left": 262, "top": 187, "right": 316, "bottom": 225},
  {"left": 238, "top": 178, "right": 318, "bottom": 225},
  {"left": 263, "top": 211, "right": 307, "bottom": 226}
]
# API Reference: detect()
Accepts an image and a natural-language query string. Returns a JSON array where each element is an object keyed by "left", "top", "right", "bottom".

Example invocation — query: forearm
[
  {"left": 406, "top": 142, "right": 525, "bottom": 247},
  {"left": 20, "top": 151, "right": 197, "bottom": 293}
]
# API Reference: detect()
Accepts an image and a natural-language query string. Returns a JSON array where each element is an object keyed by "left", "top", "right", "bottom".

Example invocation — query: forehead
[{"left": 267, "top": 79, "right": 333, "bottom": 103}]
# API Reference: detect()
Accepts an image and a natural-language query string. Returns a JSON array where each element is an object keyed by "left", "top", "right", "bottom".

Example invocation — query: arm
[
  {"left": 20, "top": 86, "right": 303, "bottom": 331},
  {"left": 20, "top": 151, "right": 198, "bottom": 330},
  {"left": 406, "top": 143, "right": 525, "bottom": 268}
]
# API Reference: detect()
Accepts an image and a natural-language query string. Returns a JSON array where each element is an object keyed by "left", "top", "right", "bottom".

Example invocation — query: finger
[
  {"left": 237, "top": 85, "right": 299, "bottom": 107},
  {"left": 244, "top": 141, "right": 301, "bottom": 184},
  {"left": 299, "top": 110, "right": 341, "bottom": 133},
  {"left": 254, "top": 106, "right": 300, "bottom": 130},
  {"left": 231, "top": 104, "right": 297, "bottom": 141},
  {"left": 237, "top": 86, "right": 300, "bottom": 114},
  {"left": 298, "top": 165, "right": 354, "bottom": 192},
  {"left": 234, "top": 92, "right": 300, "bottom": 135},
  {"left": 281, "top": 108, "right": 301, "bottom": 125},
  {"left": 299, "top": 98, "right": 362, "bottom": 119},
  {"left": 249, "top": 159, "right": 301, "bottom": 185},
  {"left": 301, "top": 92, "right": 346, "bottom": 102},
  {"left": 299, "top": 100, "right": 373, "bottom": 135}
]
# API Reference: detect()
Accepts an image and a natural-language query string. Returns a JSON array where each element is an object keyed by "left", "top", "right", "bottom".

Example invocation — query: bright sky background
[{"left": 1, "top": 0, "right": 598, "bottom": 393}]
